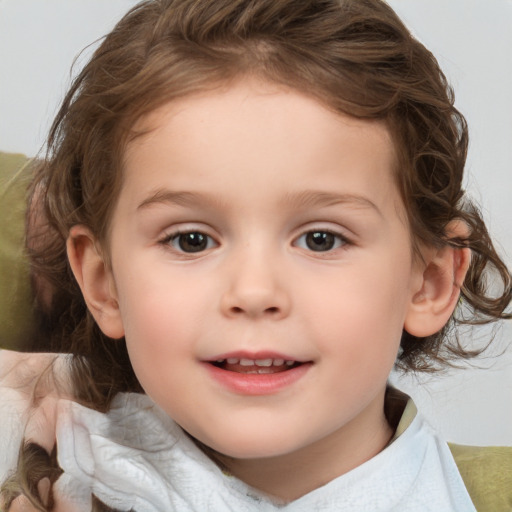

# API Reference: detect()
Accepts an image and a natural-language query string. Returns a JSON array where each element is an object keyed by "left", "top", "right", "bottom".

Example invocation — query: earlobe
[
  {"left": 67, "top": 225, "right": 125, "bottom": 339},
  {"left": 404, "top": 238, "right": 471, "bottom": 338}
]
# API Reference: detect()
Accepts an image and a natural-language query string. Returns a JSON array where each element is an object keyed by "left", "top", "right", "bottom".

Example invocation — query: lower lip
[{"left": 203, "top": 362, "right": 312, "bottom": 396}]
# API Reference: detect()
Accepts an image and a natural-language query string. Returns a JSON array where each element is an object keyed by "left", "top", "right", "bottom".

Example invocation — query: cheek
[
  {"left": 300, "top": 256, "right": 412, "bottom": 361},
  {"left": 116, "top": 260, "right": 209, "bottom": 331},
  {"left": 118, "top": 287, "right": 197, "bottom": 409},
  {"left": 114, "top": 267, "right": 217, "bottom": 377}
]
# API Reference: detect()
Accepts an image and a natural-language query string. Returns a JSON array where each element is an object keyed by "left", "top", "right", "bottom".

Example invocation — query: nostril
[{"left": 229, "top": 305, "right": 280, "bottom": 315}]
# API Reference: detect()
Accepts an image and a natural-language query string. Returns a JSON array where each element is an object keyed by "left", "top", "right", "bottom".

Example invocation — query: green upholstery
[
  {"left": 397, "top": 394, "right": 512, "bottom": 511},
  {"left": 0, "top": 151, "right": 34, "bottom": 350},
  {"left": 449, "top": 443, "right": 512, "bottom": 512}
]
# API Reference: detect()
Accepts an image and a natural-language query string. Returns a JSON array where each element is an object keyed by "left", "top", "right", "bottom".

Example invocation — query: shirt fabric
[{"left": 53, "top": 393, "right": 476, "bottom": 511}]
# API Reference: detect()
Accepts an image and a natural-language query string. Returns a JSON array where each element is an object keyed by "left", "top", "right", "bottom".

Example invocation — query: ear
[
  {"left": 404, "top": 221, "right": 471, "bottom": 338},
  {"left": 67, "top": 225, "right": 125, "bottom": 339}
]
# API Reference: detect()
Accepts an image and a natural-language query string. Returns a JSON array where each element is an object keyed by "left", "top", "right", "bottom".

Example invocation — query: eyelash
[{"left": 159, "top": 228, "right": 352, "bottom": 255}]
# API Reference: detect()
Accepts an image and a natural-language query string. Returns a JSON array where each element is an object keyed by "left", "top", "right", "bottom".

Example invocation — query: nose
[{"left": 220, "top": 251, "right": 291, "bottom": 320}]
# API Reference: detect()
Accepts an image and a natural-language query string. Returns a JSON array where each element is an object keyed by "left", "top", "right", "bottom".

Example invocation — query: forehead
[
  {"left": 121, "top": 79, "right": 401, "bottom": 217},
  {"left": 127, "top": 79, "right": 395, "bottom": 146}
]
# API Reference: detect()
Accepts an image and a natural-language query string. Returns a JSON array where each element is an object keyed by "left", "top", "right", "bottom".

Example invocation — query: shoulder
[{"left": 449, "top": 442, "right": 512, "bottom": 512}]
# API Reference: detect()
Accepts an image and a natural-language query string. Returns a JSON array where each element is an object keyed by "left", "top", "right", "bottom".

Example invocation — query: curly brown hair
[{"left": 5, "top": 0, "right": 510, "bottom": 509}]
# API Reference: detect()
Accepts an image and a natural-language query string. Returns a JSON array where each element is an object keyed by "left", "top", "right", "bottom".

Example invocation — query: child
[{"left": 1, "top": 0, "right": 511, "bottom": 510}]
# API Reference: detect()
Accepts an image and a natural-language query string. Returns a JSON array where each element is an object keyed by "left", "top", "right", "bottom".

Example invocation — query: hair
[{"left": 4, "top": 0, "right": 511, "bottom": 509}]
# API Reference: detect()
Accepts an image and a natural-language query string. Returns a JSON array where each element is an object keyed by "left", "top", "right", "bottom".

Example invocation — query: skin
[
  {"left": 2, "top": 353, "right": 75, "bottom": 512},
  {"left": 67, "top": 79, "right": 469, "bottom": 501}
]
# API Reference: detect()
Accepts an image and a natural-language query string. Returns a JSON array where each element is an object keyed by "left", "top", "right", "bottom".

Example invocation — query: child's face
[{"left": 106, "top": 80, "right": 423, "bottom": 463}]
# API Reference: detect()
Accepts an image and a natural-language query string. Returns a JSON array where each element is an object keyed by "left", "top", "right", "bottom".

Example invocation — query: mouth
[
  {"left": 210, "top": 357, "right": 302, "bottom": 374},
  {"left": 203, "top": 352, "right": 311, "bottom": 394}
]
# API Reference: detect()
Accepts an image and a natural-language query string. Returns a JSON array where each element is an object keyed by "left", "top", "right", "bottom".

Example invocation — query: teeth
[
  {"left": 245, "top": 368, "right": 277, "bottom": 374},
  {"left": 218, "top": 358, "right": 296, "bottom": 367},
  {"left": 255, "top": 359, "right": 273, "bottom": 367}
]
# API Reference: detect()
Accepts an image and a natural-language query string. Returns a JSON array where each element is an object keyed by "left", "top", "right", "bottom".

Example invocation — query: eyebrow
[
  {"left": 137, "top": 190, "right": 227, "bottom": 211},
  {"left": 283, "top": 190, "right": 383, "bottom": 217},
  {"left": 137, "top": 188, "right": 382, "bottom": 216}
]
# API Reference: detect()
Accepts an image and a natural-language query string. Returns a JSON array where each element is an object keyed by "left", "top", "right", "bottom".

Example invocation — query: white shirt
[{"left": 54, "top": 393, "right": 476, "bottom": 511}]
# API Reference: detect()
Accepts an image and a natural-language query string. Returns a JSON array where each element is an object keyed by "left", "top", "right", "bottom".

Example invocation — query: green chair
[{"left": 0, "top": 151, "right": 35, "bottom": 351}]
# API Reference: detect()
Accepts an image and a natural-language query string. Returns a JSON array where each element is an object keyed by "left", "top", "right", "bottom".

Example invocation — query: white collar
[{"left": 55, "top": 393, "right": 476, "bottom": 511}]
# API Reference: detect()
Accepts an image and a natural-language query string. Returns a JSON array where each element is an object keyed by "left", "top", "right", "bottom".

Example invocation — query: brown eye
[
  {"left": 171, "top": 232, "right": 212, "bottom": 253},
  {"left": 295, "top": 231, "right": 346, "bottom": 252}
]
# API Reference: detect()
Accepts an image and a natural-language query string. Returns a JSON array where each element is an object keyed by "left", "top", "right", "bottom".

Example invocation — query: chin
[
  {"left": 195, "top": 431, "right": 307, "bottom": 461},
  {"left": 179, "top": 412, "right": 319, "bottom": 461}
]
